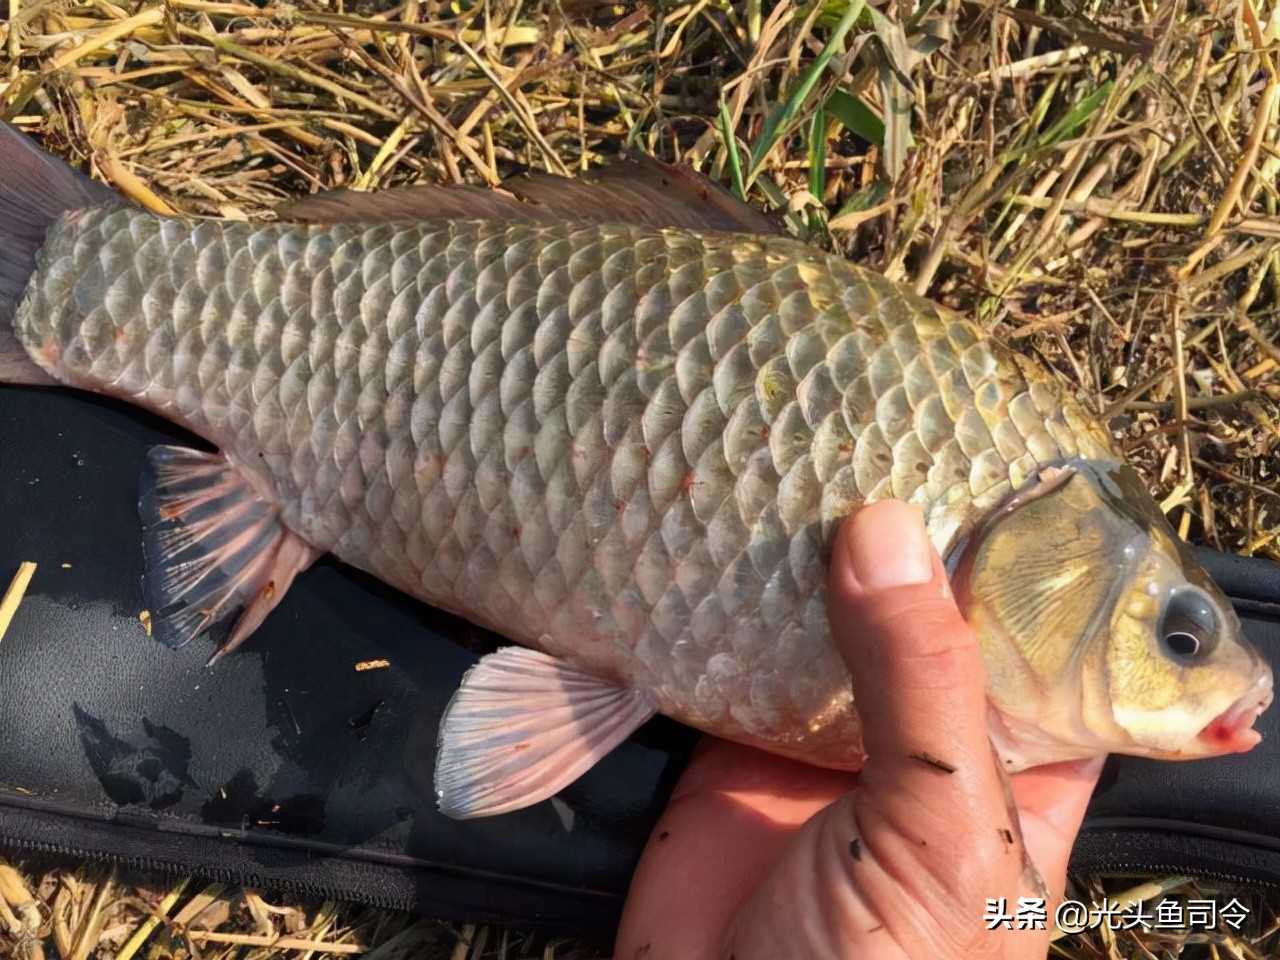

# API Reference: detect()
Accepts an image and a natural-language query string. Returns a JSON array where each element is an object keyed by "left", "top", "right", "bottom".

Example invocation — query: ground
[{"left": 2, "top": 0, "right": 1280, "bottom": 956}]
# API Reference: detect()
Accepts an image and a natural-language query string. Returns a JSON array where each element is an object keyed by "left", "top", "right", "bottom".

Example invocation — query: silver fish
[{"left": 0, "top": 124, "right": 1270, "bottom": 818}]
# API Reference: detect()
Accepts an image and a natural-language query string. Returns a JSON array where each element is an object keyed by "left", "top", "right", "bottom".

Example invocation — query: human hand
[{"left": 615, "top": 500, "right": 1104, "bottom": 960}]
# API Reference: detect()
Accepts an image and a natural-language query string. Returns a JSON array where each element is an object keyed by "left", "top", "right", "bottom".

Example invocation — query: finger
[
  {"left": 668, "top": 736, "right": 858, "bottom": 807},
  {"left": 1009, "top": 758, "right": 1105, "bottom": 901},
  {"left": 615, "top": 738, "right": 855, "bottom": 960},
  {"left": 828, "top": 501, "right": 1005, "bottom": 808}
]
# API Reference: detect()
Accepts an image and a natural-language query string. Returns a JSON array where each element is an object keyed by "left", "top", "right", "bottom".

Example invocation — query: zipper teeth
[
  {"left": 0, "top": 832, "right": 409, "bottom": 911},
  {"left": 0, "top": 790, "right": 627, "bottom": 909},
  {"left": 13, "top": 838, "right": 1274, "bottom": 908},
  {"left": 1080, "top": 861, "right": 1278, "bottom": 891}
]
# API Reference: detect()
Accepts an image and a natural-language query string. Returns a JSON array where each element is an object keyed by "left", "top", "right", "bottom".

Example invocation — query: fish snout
[{"left": 1196, "top": 668, "right": 1274, "bottom": 755}]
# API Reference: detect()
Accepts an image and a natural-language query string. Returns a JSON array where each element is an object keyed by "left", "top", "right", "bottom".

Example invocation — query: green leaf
[
  {"left": 1034, "top": 80, "right": 1114, "bottom": 150},
  {"left": 862, "top": 9, "right": 951, "bottom": 177},
  {"left": 826, "top": 88, "right": 884, "bottom": 146},
  {"left": 835, "top": 179, "right": 888, "bottom": 216},
  {"left": 718, "top": 99, "right": 747, "bottom": 201},
  {"left": 747, "top": 0, "right": 867, "bottom": 184},
  {"left": 804, "top": 0, "right": 875, "bottom": 31},
  {"left": 808, "top": 104, "right": 829, "bottom": 202}
]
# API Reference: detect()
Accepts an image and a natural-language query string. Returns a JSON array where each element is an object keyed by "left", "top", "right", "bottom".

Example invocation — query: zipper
[
  {"left": 0, "top": 791, "right": 625, "bottom": 919},
  {"left": 1076, "top": 819, "right": 1280, "bottom": 892},
  {"left": 1078, "top": 859, "right": 1277, "bottom": 891},
  {"left": 0, "top": 829, "right": 413, "bottom": 911}
]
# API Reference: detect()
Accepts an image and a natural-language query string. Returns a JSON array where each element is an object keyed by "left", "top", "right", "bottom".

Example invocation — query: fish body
[
  {"left": 18, "top": 200, "right": 1113, "bottom": 762},
  {"left": 1, "top": 125, "right": 1271, "bottom": 817}
]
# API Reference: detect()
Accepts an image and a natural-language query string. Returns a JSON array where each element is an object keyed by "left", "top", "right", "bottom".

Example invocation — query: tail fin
[{"left": 0, "top": 123, "right": 116, "bottom": 385}]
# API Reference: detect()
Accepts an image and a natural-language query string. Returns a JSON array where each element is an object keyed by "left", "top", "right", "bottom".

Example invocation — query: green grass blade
[
  {"left": 832, "top": 179, "right": 888, "bottom": 223},
  {"left": 826, "top": 88, "right": 884, "bottom": 145},
  {"left": 718, "top": 98, "right": 747, "bottom": 201},
  {"left": 746, "top": 0, "right": 866, "bottom": 184},
  {"left": 1034, "top": 80, "right": 1114, "bottom": 150},
  {"left": 808, "top": 103, "right": 829, "bottom": 203}
]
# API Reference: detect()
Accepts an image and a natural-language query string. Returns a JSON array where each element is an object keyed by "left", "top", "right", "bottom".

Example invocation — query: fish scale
[{"left": 15, "top": 199, "right": 1119, "bottom": 766}]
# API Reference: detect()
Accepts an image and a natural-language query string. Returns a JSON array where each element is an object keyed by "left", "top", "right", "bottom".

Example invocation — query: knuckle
[{"left": 842, "top": 592, "right": 979, "bottom": 672}]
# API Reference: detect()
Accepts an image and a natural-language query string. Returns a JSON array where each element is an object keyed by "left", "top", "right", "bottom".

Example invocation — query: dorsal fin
[
  {"left": 280, "top": 152, "right": 783, "bottom": 235},
  {"left": 278, "top": 183, "right": 552, "bottom": 225},
  {"left": 503, "top": 153, "right": 783, "bottom": 234}
]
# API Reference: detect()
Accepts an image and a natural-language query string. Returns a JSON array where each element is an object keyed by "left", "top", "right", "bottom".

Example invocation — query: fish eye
[{"left": 1158, "top": 588, "right": 1220, "bottom": 663}]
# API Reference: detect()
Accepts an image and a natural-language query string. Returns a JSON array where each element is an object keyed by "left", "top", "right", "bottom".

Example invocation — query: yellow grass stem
[
  {"left": 200, "top": 34, "right": 399, "bottom": 122},
  {"left": 6, "top": 0, "right": 18, "bottom": 65},
  {"left": 354, "top": 118, "right": 413, "bottom": 190},
  {"left": 0, "top": 859, "right": 41, "bottom": 959},
  {"left": 170, "top": 882, "right": 227, "bottom": 928},
  {"left": 1239, "top": 316, "right": 1280, "bottom": 367},
  {"left": 113, "top": 877, "right": 190, "bottom": 960},
  {"left": 0, "top": 890, "right": 21, "bottom": 938},
  {"left": 70, "top": 873, "right": 112, "bottom": 960},
  {"left": 973, "top": 45, "right": 1091, "bottom": 82},
  {"left": 1169, "top": 295, "right": 1194, "bottom": 490},
  {"left": 1183, "top": 240, "right": 1280, "bottom": 292},
  {"left": 0, "top": 864, "right": 33, "bottom": 912},
  {"left": 828, "top": 199, "right": 896, "bottom": 230},
  {"left": 1008, "top": 194, "right": 1205, "bottom": 226},
  {"left": 96, "top": 153, "right": 178, "bottom": 215},
  {"left": 185, "top": 929, "right": 366, "bottom": 952},
  {"left": 455, "top": 37, "right": 570, "bottom": 177},
  {"left": 1204, "top": 76, "right": 1279, "bottom": 238},
  {"left": 0, "top": 563, "right": 36, "bottom": 645},
  {"left": 451, "top": 924, "right": 478, "bottom": 960},
  {"left": 45, "top": 7, "right": 165, "bottom": 72}
]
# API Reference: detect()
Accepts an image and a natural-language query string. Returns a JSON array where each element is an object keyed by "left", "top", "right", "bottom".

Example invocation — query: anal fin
[
  {"left": 140, "top": 446, "right": 319, "bottom": 660},
  {"left": 435, "top": 647, "right": 658, "bottom": 819}
]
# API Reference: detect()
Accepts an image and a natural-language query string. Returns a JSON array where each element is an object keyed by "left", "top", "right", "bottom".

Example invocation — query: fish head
[{"left": 948, "top": 458, "right": 1273, "bottom": 771}]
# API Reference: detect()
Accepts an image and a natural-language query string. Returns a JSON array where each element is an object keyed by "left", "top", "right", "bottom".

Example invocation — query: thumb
[
  {"left": 723, "top": 504, "right": 1030, "bottom": 960},
  {"left": 828, "top": 501, "right": 1006, "bottom": 813}
]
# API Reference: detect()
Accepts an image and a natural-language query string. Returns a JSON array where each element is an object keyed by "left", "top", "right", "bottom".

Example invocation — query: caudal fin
[{"left": 0, "top": 123, "right": 116, "bottom": 384}]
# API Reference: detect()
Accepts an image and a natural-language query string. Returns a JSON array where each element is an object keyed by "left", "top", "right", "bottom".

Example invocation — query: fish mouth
[{"left": 1196, "top": 671, "right": 1274, "bottom": 754}]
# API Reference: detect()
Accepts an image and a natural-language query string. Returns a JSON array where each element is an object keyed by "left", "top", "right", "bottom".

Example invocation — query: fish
[{"left": 0, "top": 122, "right": 1272, "bottom": 819}]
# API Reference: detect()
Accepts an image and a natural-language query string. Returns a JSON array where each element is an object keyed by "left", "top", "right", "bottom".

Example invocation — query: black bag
[{"left": 2, "top": 385, "right": 1277, "bottom": 931}]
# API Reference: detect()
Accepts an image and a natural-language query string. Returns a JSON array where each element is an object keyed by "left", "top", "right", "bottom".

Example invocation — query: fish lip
[{"left": 1196, "top": 670, "right": 1274, "bottom": 754}]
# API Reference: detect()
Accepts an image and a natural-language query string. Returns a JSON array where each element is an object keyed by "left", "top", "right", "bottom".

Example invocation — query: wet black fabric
[{"left": 2, "top": 384, "right": 1280, "bottom": 929}]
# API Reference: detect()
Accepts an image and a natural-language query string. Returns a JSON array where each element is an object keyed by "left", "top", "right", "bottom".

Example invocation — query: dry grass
[
  {"left": 2, "top": 0, "right": 1280, "bottom": 956},
  {"left": 3, "top": 857, "right": 1280, "bottom": 960},
  {"left": 0, "top": 855, "right": 608, "bottom": 959}
]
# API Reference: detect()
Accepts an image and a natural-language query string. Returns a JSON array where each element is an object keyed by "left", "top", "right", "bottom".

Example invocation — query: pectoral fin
[
  {"left": 140, "top": 446, "right": 319, "bottom": 660},
  {"left": 435, "top": 647, "right": 658, "bottom": 819}
]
